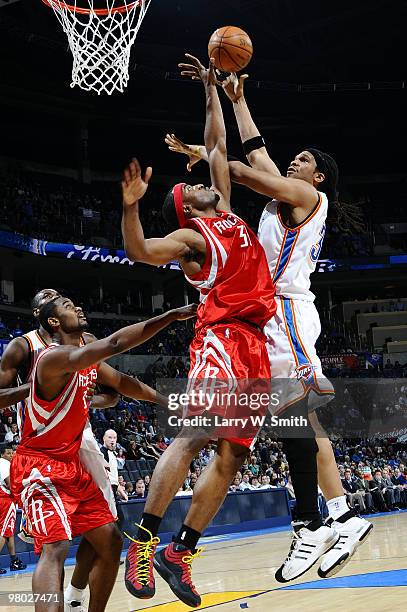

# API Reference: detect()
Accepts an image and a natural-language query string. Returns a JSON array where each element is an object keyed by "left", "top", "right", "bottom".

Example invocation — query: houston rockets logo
[
  {"left": 30, "top": 499, "right": 55, "bottom": 535},
  {"left": 295, "top": 364, "right": 315, "bottom": 382}
]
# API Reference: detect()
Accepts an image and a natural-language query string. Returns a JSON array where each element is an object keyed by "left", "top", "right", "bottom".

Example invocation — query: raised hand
[
  {"left": 179, "top": 54, "right": 219, "bottom": 87},
  {"left": 165, "top": 133, "right": 203, "bottom": 172},
  {"left": 121, "top": 158, "right": 153, "bottom": 207},
  {"left": 222, "top": 72, "right": 248, "bottom": 103}
]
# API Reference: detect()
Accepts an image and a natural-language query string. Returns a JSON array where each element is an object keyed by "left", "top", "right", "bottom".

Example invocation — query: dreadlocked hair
[
  {"left": 307, "top": 147, "right": 366, "bottom": 234},
  {"left": 329, "top": 197, "right": 367, "bottom": 234}
]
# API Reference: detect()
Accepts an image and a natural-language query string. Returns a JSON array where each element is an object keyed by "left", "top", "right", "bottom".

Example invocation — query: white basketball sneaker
[
  {"left": 64, "top": 590, "right": 86, "bottom": 612},
  {"left": 318, "top": 510, "right": 373, "bottom": 578},
  {"left": 275, "top": 520, "right": 339, "bottom": 582},
  {"left": 64, "top": 597, "right": 86, "bottom": 611}
]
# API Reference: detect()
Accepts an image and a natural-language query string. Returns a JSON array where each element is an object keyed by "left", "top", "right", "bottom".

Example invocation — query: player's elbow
[
  {"left": 106, "top": 334, "right": 128, "bottom": 357},
  {"left": 207, "top": 137, "right": 227, "bottom": 157},
  {"left": 215, "top": 137, "right": 227, "bottom": 155},
  {"left": 124, "top": 244, "right": 144, "bottom": 263}
]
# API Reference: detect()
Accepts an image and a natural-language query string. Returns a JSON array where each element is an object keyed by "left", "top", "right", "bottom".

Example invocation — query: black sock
[
  {"left": 137, "top": 513, "right": 162, "bottom": 541},
  {"left": 174, "top": 524, "right": 201, "bottom": 551},
  {"left": 282, "top": 426, "right": 320, "bottom": 524},
  {"left": 10, "top": 555, "right": 17, "bottom": 562},
  {"left": 299, "top": 517, "right": 324, "bottom": 532}
]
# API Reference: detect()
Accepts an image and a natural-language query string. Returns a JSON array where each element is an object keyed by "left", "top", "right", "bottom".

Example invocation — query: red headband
[{"left": 172, "top": 183, "right": 186, "bottom": 228}]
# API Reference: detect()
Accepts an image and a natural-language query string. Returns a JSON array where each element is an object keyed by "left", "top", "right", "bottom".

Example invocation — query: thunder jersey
[
  {"left": 184, "top": 211, "right": 276, "bottom": 331},
  {"left": 16, "top": 330, "right": 48, "bottom": 433},
  {"left": 258, "top": 192, "right": 328, "bottom": 301},
  {"left": 0, "top": 458, "right": 11, "bottom": 496},
  {"left": 17, "top": 345, "right": 97, "bottom": 460}
]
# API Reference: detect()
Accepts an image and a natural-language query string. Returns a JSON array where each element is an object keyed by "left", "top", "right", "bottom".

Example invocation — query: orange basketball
[{"left": 208, "top": 26, "right": 253, "bottom": 73}]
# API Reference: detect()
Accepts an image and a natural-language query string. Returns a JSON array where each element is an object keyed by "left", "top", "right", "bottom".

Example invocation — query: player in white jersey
[{"left": 165, "top": 72, "right": 371, "bottom": 581}]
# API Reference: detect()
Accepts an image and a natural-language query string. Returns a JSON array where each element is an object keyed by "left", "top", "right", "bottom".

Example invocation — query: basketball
[{"left": 208, "top": 26, "right": 253, "bottom": 73}]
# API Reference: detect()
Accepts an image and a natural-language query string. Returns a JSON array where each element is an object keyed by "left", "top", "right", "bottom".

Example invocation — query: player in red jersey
[
  {"left": 9, "top": 296, "right": 196, "bottom": 612},
  {"left": 121, "top": 55, "right": 276, "bottom": 608},
  {"left": 0, "top": 288, "right": 176, "bottom": 610},
  {"left": 0, "top": 446, "right": 27, "bottom": 573}
]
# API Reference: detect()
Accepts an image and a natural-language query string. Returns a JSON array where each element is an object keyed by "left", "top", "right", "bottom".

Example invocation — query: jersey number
[
  {"left": 310, "top": 223, "right": 326, "bottom": 262},
  {"left": 238, "top": 225, "right": 252, "bottom": 249}
]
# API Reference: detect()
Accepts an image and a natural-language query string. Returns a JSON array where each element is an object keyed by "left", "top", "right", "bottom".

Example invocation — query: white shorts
[{"left": 264, "top": 297, "right": 334, "bottom": 412}]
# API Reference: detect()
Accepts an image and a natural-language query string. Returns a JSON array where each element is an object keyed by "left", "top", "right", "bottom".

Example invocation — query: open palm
[{"left": 122, "top": 158, "right": 152, "bottom": 206}]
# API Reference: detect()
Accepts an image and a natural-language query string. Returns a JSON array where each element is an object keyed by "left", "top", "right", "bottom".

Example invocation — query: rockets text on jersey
[{"left": 184, "top": 211, "right": 276, "bottom": 331}]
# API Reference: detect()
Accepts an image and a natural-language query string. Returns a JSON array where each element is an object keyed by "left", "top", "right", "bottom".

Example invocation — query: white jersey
[
  {"left": 16, "top": 330, "right": 48, "bottom": 432},
  {"left": 258, "top": 191, "right": 328, "bottom": 301},
  {"left": 0, "top": 457, "right": 11, "bottom": 496}
]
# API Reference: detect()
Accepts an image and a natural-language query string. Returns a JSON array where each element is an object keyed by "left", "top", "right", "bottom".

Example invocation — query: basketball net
[{"left": 42, "top": 0, "right": 152, "bottom": 95}]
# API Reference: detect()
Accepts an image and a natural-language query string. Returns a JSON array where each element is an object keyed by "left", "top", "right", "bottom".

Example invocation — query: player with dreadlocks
[{"left": 166, "top": 69, "right": 371, "bottom": 582}]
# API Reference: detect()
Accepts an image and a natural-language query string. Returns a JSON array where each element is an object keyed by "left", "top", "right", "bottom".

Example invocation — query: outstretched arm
[
  {"left": 164, "top": 135, "right": 315, "bottom": 209},
  {"left": 179, "top": 55, "right": 231, "bottom": 212},
  {"left": 39, "top": 304, "right": 197, "bottom": 376},
  {"left": 222, "top": 73, "right": 280, "bottom": 176},
  {"left": 0, "top": 338, "right": 30, "bottom": 409},
  {"left": 81, "top": 331, "right": 119, "bottom": 408},
  {"left": 229, "top": 161, "right": 318, "bottom": 208},
  {"left": 121, "top": 158, "right": 205, "bottom": 264},
  {"left": 97, "top": 362, "right": 168, "bottom": 409}
]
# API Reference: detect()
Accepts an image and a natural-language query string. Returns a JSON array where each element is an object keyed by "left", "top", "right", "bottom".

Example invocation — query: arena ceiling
[{"left": 0, "top": 0, "right": 406, "bottom": 177}]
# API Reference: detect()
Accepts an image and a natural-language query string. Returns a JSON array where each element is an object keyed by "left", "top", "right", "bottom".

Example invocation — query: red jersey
[
  {"left": 185, "top": 212, "right": 276, "bottom": 332},
  {"left": 17, "top": 345, "right": 97, "bottom": 461}
]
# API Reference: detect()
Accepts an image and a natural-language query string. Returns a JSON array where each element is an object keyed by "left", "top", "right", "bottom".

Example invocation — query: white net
[{"left": 43, "top": 0, "right": 152, "bottom": 95}]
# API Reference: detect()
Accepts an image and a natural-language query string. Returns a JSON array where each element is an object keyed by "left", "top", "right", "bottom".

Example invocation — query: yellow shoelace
[
  {"left": 181, "top": 547, "right": 205, "bottom": 584},
  {"left": 124, "top": 524, "right": 160, "bottom": 584}
]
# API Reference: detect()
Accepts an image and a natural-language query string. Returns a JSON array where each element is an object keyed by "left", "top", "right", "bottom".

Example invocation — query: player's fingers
[
  {"left": 144, "top": 166, "right": 153, "bottom": 184},
  {"left": 123, "top": 168, "right": 131, "bottom": 184},
  {"left": 240, "top": 74, "right": 249, "bottom": 83},
  {"left": 178, "top": 63, "right": 196, "bottom": 70},
  {"left": 131, "top": 157, "right": 141, "bottom": 174},
  {"left": 208, "top": 58, "right": 216, "bottom": 77},
  {"left": 184, "top": 53, "right": 204, "bottom": 68}
]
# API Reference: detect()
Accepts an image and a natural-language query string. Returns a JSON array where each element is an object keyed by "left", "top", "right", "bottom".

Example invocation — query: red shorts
[
  {"left": 0, "top": 492, "right": 16, "bottom": 538},
  {"left": 11, "top": 452, "right": 114, "bottom": 554},
  {"left": 187, "top": 321, "right": 271, "bottom": 449}
]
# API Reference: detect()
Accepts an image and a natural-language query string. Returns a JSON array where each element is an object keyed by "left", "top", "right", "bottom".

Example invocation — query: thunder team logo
[{"left": 295, "top": 363, "right": 316, "bottom": 383}]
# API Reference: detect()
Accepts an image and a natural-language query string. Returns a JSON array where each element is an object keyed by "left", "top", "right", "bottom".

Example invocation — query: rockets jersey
[
  {"left": 184, "top": 211, "right": 276, "bottom": 332},
  {"left": 17, "top": 345, "right": 97, "bottom": 461},
  {"left": 258, "top": 191, "right": 328, "bottom": 301},
  {"left": 16, "top": 330, "right": 85, "bottom": 432}
]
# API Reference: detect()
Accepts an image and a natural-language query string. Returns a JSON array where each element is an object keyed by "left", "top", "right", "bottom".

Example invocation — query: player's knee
[
  {"left": 217, "top": 440, "right": 250, "bottom": 471},
  {"left": 101, "top": 523, "right": 123, "bottom": 556},
  {"left": 41, "top": 540, "right": 70, "bottom": 564},
  {"left": 176, "top": 432, "right": 210, "bottom": 455}
]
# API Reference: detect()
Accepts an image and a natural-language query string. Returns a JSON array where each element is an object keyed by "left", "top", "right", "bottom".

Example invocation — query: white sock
[
  {"left": 327, "top": 495, "right": 350, "bottom": 521},
  {"left": 64, "top": 582, "right": 85, "bottom": 603}
]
